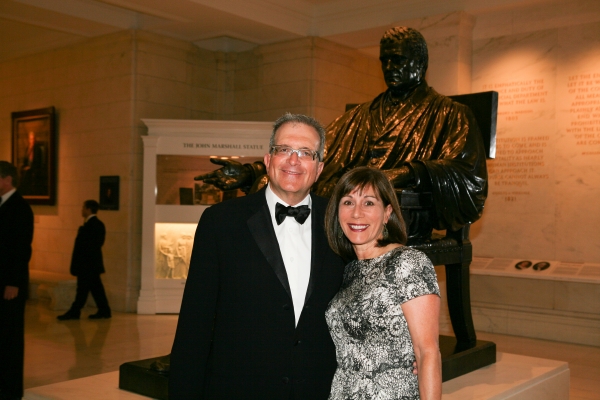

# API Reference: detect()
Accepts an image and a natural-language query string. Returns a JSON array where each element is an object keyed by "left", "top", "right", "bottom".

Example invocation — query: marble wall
[
  {"left": 0, "top": 30, "right": 383, "bottom": 312},
  {"left": 470, "top": 17, "right": 600, "bottom": 264},
  {"left": 462, "top": 1, "right": 600, "bottom": 343},
  {"left": 230, "top": 37, "right": 385, "bottom": 124},
  {"left": 0, "top": 31, "right": 138, "bottom": 311},
  {"left": 0, "top": 31, "right": 220, "bottom": 311}
]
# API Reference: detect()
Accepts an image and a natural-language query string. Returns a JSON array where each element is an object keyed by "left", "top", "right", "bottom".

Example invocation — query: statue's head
[{"left": 379, "top": 27, "right": 428, "bottom": 93}]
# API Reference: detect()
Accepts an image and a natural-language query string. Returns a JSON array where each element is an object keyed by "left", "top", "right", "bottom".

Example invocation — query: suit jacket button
[
  {"left": 282, "top": 377, "right": 290, "bottom": 384},
  {"left": 295, "top": 340, "right": 302, "bottom": 346},
  {"left": 283, "top": 304, "right": 291, "bottom": 310}
]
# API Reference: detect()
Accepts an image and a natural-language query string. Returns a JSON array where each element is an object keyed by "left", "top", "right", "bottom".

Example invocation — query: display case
[{"left": 138, "top": 119, "right": 271, "bottom": 313}]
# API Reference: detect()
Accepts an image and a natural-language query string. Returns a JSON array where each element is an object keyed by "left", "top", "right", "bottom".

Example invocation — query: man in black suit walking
[
  {"left": 0, "top": 161, "right": 34, "bottom": 400},
  {"left": 169, "top": 114, "right": 345, "bottom": 399},
  {"left": 57, "top": 200, "right": 111, "bottom": 320}
]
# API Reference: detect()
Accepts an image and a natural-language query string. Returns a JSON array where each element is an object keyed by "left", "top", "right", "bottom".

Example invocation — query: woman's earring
[{"left": 382, "top": 223, "right": 389, "bottom": 239}]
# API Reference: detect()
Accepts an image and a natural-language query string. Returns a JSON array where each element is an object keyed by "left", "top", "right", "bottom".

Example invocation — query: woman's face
[{"left": 338, "top": 185, "right": 392, "bottom": 250}]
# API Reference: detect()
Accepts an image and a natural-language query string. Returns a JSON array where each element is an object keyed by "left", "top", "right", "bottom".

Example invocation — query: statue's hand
[{"left": 194, "top": 158, "right": 252, "bottom": 191}]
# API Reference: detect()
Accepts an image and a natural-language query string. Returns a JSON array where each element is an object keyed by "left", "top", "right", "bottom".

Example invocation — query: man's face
[
  {"left": 380, "top": 40, "right": 424, "bottom": 93},
  {"left": 81, "top": 204, "right": 92, "bottom": 219},
  {"left": 264, "top": 122, "right": 324, "bottom": 206},
  {"left": 0, "top": 174, "right": 13, "bottom": 196}
]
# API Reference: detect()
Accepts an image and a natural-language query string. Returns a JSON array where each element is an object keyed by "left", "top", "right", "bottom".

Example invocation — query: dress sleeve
[{"left": 391, "top": 248, "right": 440, "bottom": 304}]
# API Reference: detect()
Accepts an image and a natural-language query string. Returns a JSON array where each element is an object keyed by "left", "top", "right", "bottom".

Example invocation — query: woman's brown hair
[{"left": 324, "top": 167, "right": 407, "bottom": 261}]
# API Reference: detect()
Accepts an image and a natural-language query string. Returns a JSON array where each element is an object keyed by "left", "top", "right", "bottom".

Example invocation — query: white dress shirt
[
  {"left": 265, "top": 185, "right": 312, "bottom": 326},
  {"left": 0, "top": 188, "right": 16, "bottom": 207}
]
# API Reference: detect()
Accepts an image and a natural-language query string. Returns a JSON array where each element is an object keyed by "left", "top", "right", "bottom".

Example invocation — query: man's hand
[
  {"left": 3, "top": 286, "right": 19, "bottom": 300},
  {"left": 194, "top": 158, "right": 252, "bottom": 191}
]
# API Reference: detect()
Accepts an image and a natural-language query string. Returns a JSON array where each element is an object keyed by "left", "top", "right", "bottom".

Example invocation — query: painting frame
[
  {"left": 99, "top": 175, "right": 120, "bottom": 210},
  {"left": 11, "top": 106, "right": 56, "bottom": 205}
]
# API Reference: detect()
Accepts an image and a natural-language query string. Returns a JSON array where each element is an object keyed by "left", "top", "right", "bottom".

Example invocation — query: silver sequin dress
[{"left": 325, "top": 246, "right": 440, "bottom": 400}]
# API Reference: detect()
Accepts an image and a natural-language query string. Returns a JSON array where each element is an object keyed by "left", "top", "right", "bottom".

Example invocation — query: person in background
[
  {"left": 57, "top": 200, "right": 111, "bottom": 320},
  {"left": 324, "top": 167, "right": 441, "bottom": 400},
  {"left": 0, "top": 161, "right": 34, "bottom": 400}
]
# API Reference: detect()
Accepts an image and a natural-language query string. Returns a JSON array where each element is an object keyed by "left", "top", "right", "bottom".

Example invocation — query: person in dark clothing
[
  {"left": 169, "top": 114, "right": 345, "bottom": 399},
  {"left": 57, "top": 200, "right": 111, "bottom": 320},
  {"left": 0, "top": 161, "right": 34, "bottom": 400}
]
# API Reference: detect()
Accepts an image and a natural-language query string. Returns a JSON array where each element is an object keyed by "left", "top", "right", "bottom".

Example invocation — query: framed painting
[
  {"left": 11, "top": 106, "right": 56, "bottom": 205},
  {"left": 99, "top": 175, "right": 120, "bottom": 210}
]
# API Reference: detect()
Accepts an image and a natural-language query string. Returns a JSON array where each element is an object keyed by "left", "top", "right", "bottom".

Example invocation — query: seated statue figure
[{"left": 197, "top": 26, "right": 488, "bottom": 243}]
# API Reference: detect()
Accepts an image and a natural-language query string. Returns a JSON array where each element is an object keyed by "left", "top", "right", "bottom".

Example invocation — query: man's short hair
[
  {"left": 0, "top": 161, "right": 18, "bottom": 187},
  {"left": 380, "top": 26, "right": 429, "bottom": 73},
  {"left": 270, "top": 113, "right": 326, "bottom": 161},
  {"left": 84, "top": 199, "right": 100, "bottom": 214}
]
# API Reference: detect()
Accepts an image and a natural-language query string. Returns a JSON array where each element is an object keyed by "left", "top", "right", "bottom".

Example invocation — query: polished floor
[{"left": 24, "top": 300, "right": 600, "bottom": 399}]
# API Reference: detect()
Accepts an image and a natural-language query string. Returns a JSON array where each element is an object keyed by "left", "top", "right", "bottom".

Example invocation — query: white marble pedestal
[
  {"left": 24, "top": 352, "right": 568, "bottom": 400},
  {"left": 442, "top": 352, "right": 569, "bottom": 399}
]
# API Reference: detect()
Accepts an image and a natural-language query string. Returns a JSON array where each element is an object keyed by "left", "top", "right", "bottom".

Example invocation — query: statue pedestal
[
  {"left": 440, "top": 335, "right": 496, "bottom": 381},
  {"left": 119, "top": 357, "right": 169, "bottom": 400}
]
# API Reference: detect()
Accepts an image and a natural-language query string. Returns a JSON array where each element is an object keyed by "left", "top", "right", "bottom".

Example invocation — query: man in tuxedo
[
  {"left": 169, "top": 114, "right": 345, "bottom": 399},
  {"left": 0, "top": 161, "right": 34, "bottom": 400},
  {"left": 57, "top": 200, "right": 111, "bottom": 320}
]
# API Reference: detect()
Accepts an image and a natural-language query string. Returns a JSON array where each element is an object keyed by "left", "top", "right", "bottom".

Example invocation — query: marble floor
[{"left": 23, "top": 300, "right": 600, "bottom": 399}]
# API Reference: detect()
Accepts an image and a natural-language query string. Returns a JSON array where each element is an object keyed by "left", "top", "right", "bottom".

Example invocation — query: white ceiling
[{"left": 0, "top": 0, "right": 553, "bottom": 61}]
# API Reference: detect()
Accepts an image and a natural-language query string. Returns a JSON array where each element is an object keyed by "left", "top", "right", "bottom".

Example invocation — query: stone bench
[{"left": 29, "top": 270, "right": 76, "bottom": 311}]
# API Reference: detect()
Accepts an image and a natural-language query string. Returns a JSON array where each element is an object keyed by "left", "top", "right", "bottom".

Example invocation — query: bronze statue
[{"left": 197, "top": 26, "right": 487, "bottom": 243}]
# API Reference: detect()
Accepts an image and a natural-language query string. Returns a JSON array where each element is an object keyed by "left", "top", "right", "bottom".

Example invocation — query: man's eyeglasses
[{"left": 270, "top": 145, "right": 320, "bottom": 161}]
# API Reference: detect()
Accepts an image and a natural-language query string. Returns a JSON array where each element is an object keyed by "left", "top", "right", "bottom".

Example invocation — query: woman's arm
[{"left": 402, "top": 294, "right": 442, "bottom": 400}]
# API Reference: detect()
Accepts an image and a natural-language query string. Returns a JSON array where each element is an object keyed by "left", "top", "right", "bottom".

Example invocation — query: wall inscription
[
  {"left": 565, "top": 72, "right": 600, "bottom": 155},
  {"left": 481, "top": 78, "right": 551, "bottom": 203},
  {"left": 482, "top": 78, "right": 548, "bottom": 123}
]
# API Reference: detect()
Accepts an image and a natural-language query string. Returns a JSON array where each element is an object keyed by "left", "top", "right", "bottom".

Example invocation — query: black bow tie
[{"left": 275, "top": 203, "right": 311, "bottom": 225}]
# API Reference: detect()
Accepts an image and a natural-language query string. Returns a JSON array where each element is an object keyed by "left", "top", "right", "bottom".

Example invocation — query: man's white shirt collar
[
  {"left": 0, "top": 188, "right": 16, "bottom": 206},
  {"left": 264, "top": 184, "right": 313, "bottom": 327}
]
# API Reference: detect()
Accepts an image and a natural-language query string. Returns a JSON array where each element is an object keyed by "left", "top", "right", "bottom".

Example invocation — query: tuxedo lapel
[
  {"left": 0, "top": 192, "right": 19, "bottom": 219},
  {"left": 247, "top": 191, "right": 292, "bottom": 301},
  {"left": 0, "top": 200, "right": 7, "bottom": 219}
]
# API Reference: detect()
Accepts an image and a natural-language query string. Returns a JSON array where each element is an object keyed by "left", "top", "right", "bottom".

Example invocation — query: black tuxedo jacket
[
  {"left": 169, "top": 188, "right": 344, "bottom": 400},
  {"left": 70, "top": 216, "right": 105, "bottom": 277},
  {"left": 0, "top": 190, "right": 34, "bottom": 296}
]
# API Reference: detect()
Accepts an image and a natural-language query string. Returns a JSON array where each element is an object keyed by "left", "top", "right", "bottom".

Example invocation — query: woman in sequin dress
[{"left": 324, "top": 167, "right": 441, "bottom": 400}]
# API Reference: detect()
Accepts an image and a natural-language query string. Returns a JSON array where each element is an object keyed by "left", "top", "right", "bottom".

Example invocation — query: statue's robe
[{"left": 314, "top": 81, "right": 488, "bottom": 235}]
